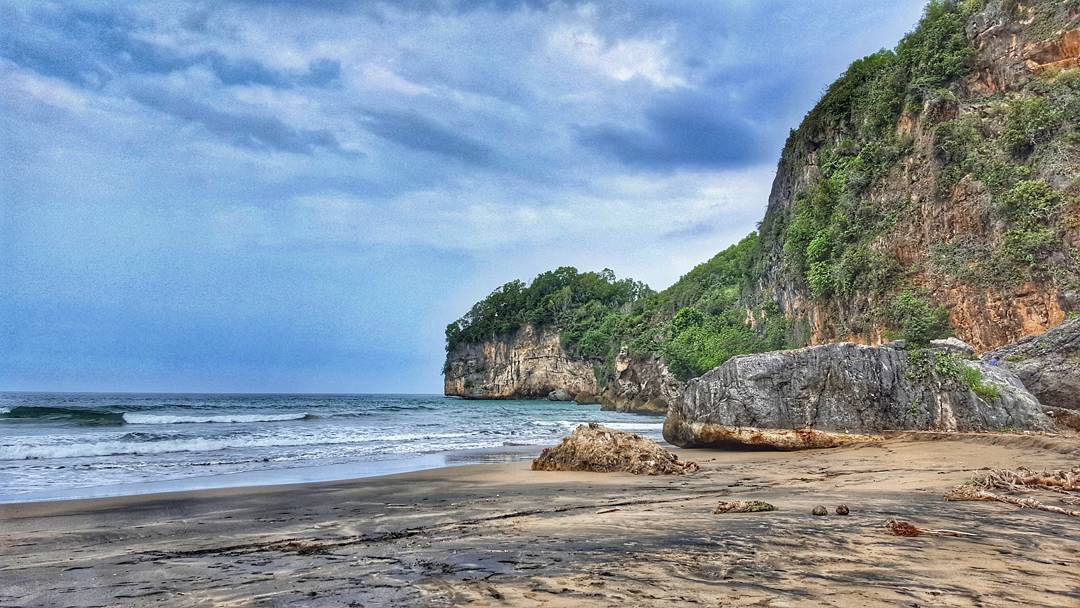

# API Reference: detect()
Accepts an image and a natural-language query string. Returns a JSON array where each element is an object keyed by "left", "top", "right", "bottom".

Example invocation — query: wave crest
[{"left": 123, "top": 413, "right": 310, "bottom": 425}]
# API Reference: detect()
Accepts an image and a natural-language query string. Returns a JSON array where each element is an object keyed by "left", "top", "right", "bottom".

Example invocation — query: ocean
[{"left": 0, "top": 392, "right": 663, "bottom": 503}]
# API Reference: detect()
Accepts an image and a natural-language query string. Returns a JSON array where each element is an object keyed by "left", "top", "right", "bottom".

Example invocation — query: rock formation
[
  {"left": 443, "top": 325, "right": 598, "bottom": 400},
  {"left": 596, "top": 351, "right": 684, "bottom": 415},
  {"left": 532, "top": 423, "right": 699, "bottom": 475},
  {"left": 986, "top": 316, "right": 1080, "bottom": 410},
  {"left": 665, "top": 342, "right": 1056, "bottom": 449}
]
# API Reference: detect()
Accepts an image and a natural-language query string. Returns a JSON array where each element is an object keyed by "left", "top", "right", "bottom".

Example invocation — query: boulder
[
  {"left": 986, "top": 317, "right": 1080, "bottom": 411},
  {"left": 532, "top": 423, "right": 699, "bottom": 475},
  {"left": 930, "top": 337, "right": 976, "bottom": 358},
  {"left": 665, "top": 342, "right": 1056, "bottom": 449},
  {"left": 547, "top": 389, "right": 573, "bottom": 401}
]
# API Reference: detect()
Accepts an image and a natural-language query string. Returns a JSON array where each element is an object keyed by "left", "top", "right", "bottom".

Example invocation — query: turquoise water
[{"left": 0, "top": 393, "right": 662, "bottom": 502}]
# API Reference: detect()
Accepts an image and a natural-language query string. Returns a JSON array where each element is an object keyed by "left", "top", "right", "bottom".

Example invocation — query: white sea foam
[
  {"left": 123, "top": 412, "right": 308, "bottom": 425},
  {"left": 0, "top": 435, "right": 359, "bottom": 460},
  {"left": 601, "top": 422, "right": 664, "bottom": 432},
  {"left": 0, "top": 431, "right": 486, "bottom": 461}
]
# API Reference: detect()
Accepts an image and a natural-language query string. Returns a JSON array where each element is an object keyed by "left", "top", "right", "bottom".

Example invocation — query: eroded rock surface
[
  {"left": 597, "top": 351, "right": 683, "bottom": 416},
  {"left": 986, "top": 317, "right": 1080, "bottom": 410},
  {"left": 532, "top": 423, "right": 698, "bottom": 475},
  {"left": 443, "top": 325, "right": 598, "bottom": 400},
  {"left": 665, "top": 342, "right": 1056, "bottom": 449}
]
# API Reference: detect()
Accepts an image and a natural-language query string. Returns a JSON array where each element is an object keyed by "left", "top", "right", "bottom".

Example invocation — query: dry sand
[{"left": 1, "top": 433, "right": 1078, "bottom": 607}]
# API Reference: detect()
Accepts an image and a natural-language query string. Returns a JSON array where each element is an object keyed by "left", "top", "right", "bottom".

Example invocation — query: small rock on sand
[
  {"left": 835, "top": 504, "right": 850, "bottom": 515},
  {"left": 812, "top": 505, "right": 828, "bottom": 516}
]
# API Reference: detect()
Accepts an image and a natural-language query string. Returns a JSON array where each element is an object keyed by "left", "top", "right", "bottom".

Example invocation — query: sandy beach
[{"left": 1, "top": 433, "right": 1078, "bottom": 607}]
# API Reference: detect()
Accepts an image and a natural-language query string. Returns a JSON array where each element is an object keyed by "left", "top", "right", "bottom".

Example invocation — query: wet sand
[{"left": 1, "top": 433, "right": 1078, "bottom": 607}]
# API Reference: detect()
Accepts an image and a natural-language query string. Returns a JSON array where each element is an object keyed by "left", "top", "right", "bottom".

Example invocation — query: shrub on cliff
[{"left": 887, "top": 291, "right": 952, "bottom": 346}]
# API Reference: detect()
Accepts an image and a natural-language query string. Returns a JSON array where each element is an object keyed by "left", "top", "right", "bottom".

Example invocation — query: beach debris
[
  {"left": 714, "top": 500, "right": 776, "bottom": 514},
  {"left": 885, "top": 519, "right": 922, "bottom": 536},
  {"left": 944, "top": 466, "right": 1080, "bottom": 517},
  {"left": 945, "top": 485, "right": 1080, "bottom": 517},
  {"left": 835, "top": 504, "right": 850, "bottom": 515},
  {"left": 532, "top": 423, "right": 699, "bottom": 475},
  {"left": 963, "top": 466, "right": 1079, "bottom": 492},
  {"left": 596, "top": 507, "right": 622, "bottom": 514},
  {"left": 812, "top": 505, "right": 828, "bottom": 516},
  {"left": 884, "top": 520, "right": 977, "bottom": 538}
]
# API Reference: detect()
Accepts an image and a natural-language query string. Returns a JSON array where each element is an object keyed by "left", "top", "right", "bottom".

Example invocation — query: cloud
[
  {"left": 577, "top": 91, "right": 766, "bottom": 170},
  {"left": 131, "top": 87, "right": 351, "bottom": 155},
  {"left": 358, "top": 108, "right": 493, "bottom": 165},
  {"left": 547, "top": 24, "right": 686, "bottom": 89}
]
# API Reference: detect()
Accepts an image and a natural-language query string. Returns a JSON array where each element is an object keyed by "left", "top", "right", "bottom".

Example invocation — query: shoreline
[
  {"left": 0, "top": 443, "right": 553, "bottom": 506},
  {"left": 3, "top": 433, "right": 1077, "bottom": 606}
]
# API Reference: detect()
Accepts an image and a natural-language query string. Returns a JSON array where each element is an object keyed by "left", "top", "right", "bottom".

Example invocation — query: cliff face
[
  {"left": 596, "top": 351, "right": 684, "bottom": 415},
  {"left": 443, "top": 325, "right": 677, "bottom": 413},
  {"left": 758, "top": 0, "right": 1079, "bottom": 352},
  {"left": 443, "top": 325, "right": 599, "bottom": 400}
]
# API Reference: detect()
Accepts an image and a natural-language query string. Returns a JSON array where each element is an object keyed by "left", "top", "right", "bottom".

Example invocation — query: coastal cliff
[
  {"left": 443, "top": 325, "right": 680, "bottom": 414},
  {"left": 756, "top": 0, "right": 1079, "bottom": 350},
  {"left": 445, "top": 0, "right": 1078, "bottom": 413},
  {"left": 443, "top": 325, "right": 598, "bottom": 400}
]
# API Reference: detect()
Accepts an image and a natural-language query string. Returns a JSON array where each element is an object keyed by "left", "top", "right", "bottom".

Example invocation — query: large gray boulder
[
  {"left": 986, "top": 317, "right": 1080, "bottom": 411},
  {"left": 665, "top": 342, "right": 1056, "bottom": 449}
]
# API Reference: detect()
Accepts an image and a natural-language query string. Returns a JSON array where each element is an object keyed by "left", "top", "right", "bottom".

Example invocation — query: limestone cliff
[
  {"left": 443, "top": 325, "right": 677, "bottom": 413},
  {"left": 757, "top": 0, "right": 1079, "bottom": 352},
  {"left": 597, "top": 351, "right": 683, "bottom": 415},
  {"left": 443, "top": 325, "right": 598, "bottom": 400}
]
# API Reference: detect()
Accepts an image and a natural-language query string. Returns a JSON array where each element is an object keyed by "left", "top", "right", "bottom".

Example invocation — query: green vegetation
[
  {"left": 446, "top": 234, "right": 791, "bottom": 382},
  {"left": 888, "top": 291, "right": 952, "bottom": 345},
  {"left": 444, "top": 267, "right": 651, "bottom": 354},
  {"left": 906, "top": 349, "right": 1000, "bottom": 401}
]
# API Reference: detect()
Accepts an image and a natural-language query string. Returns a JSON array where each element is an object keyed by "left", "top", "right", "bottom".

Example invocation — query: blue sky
[{"left": 1, "top": 0, "right": 926, "bottom": 393}]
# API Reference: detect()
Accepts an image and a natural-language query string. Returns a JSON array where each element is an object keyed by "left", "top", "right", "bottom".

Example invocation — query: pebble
[{"left": 812, "top": 505, "right": 828, "bottom": 516}]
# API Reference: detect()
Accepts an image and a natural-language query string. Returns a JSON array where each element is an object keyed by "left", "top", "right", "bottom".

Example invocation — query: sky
[{"left": 0, "top": 0, "right": 927, "bottom": 393}]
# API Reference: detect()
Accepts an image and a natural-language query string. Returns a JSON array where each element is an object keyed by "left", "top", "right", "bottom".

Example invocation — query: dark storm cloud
[
  {"left": 358, "top": 109, "right": 494, "bottom": 165},
  {"left": 578, "top": 92, "right": 766, "bottom": 171},
  {"left": 1, "top": 4, "right": 339, "bottom": 90},
  {"left": 131, "top": 88, "right": 350, "bottom": 155}
]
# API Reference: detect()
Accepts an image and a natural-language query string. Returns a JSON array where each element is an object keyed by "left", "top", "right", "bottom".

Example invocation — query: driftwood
[
  {"left": 945, "top": 466, "right": 1080, "bottom": 517},
  {"left": 884, "top": 519, "right": 977, "bottom": 538},
  {"left": 945, "top": 485, "right": 1080, "bottom": 517},
  {"left": 967, "top": 466, "right": 1079, "bottom": 493}
]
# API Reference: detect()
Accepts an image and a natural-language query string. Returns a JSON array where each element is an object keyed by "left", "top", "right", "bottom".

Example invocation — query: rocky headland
[{"left": 445, "top": 0, "right": 1079, "bottom": 421}]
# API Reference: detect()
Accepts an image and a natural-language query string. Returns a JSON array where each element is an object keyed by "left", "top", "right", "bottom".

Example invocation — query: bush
[
  {"left": 807, "top": 261, "right": 836, "bottom": 297},
  {"left": 1002, "top": 228, "right": 1057, "bottom": 265},
  {"left": 998, "top": 180, "right": 1061, "bottom": 226},
  {"left": 888, "top": 291, "right": 952, "bottom": 345},
  {"left": 1001, "top": 96, "right": 1060, "bottom": 155}
]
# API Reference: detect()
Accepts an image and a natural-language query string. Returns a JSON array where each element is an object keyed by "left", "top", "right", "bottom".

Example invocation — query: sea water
[{"left": 0, "top": 393, "right": 663, "bottom": 502}]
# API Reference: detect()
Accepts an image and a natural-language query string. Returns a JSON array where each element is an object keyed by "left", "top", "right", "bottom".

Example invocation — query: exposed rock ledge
[
  {"left": 665, "top": 342, "right": 1056, "bottom": 449},
  {"left": 986, "top": 317, "right": 1080, "bottom": 411},
  {"left": 443, "top": 325, "right": 680, "bottom": 414},
  {"left": 443, "top": 325, "right": 598, "bottom": 400}
]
